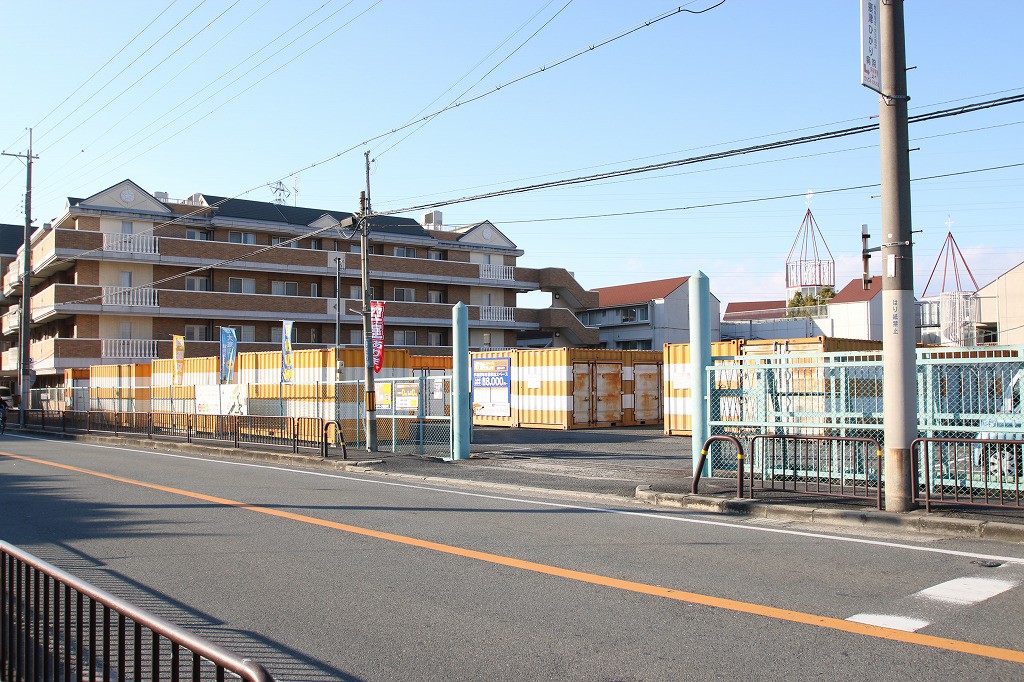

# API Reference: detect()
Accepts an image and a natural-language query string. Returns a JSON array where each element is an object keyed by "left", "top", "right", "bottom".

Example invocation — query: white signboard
[
  {"left": 860, "top": 0, "right": 882, "bottom": 93},
  {"left": 195, "top": 384, "right": 248, "bottom": 415}
]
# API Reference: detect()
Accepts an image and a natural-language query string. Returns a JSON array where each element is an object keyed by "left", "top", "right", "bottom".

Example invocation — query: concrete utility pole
[
  {"left": 2, "top": 129, "right": 37, "bottom": 427},
  {"left": 360, "top": 149, "right": 378, "bottom": 452},
  {"left": 879, "top": 0, "right": 917, "bottom": 512}
]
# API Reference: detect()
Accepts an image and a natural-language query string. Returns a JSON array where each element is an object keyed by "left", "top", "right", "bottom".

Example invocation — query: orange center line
[{"left": 4, "top": 450, "right": 1024, "bottom": 665}]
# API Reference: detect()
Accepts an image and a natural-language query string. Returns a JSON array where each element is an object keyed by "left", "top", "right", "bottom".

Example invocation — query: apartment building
[
  {"left": 576, "top": 276, "right": 721, "bottom": 350},
  {"left": 0, "top": 179, "right": 597, "bottom": 386}
]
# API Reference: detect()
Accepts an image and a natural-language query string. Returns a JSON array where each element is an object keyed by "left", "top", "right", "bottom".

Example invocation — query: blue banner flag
[{"left": 219, "top": 327, "right": 238, "bottom": 384}]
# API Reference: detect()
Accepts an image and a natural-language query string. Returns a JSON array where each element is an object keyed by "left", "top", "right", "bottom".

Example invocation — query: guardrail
[
  {"left": 1, "top": 540, "right": 274, "bottom": 681},
  {"left": 749, "top": 435, "right": 883, "bottom": 510},
  {"left": 912, "top": 437, "right": 1024, "bottom": 512}
]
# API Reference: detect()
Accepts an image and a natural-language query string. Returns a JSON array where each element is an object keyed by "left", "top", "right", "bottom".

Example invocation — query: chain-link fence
[{"left": 707, "top": 347, "right": 1024, "bottom": 504}]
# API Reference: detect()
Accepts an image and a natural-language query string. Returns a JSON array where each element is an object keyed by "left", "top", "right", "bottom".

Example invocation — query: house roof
[
  {"left": 830, "top": 277, "right": 881, "bottom": 304},
  {"left": 0, "top": 224, "right": 25, "bottom": 255},
  {"left": 200, "top": 195, "right": 426, "bottom": 237},
  {"left": 722, "top": 299, "right": 787, "bottom": 322},
  {"left": 594, "top": 276, "right": 689, "bottom": 307}
]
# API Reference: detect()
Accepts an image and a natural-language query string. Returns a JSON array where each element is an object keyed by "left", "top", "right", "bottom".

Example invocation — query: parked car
[{"left": 0, "top": 386, "right": 14, "bottom": 409}]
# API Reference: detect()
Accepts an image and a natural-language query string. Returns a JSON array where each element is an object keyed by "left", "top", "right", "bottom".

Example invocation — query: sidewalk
[{"left": 12, "top": 424, "right": 1024, "bottom": 544}]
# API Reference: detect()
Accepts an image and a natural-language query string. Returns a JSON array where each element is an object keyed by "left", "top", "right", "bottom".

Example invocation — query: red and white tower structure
[{"left": 919, "top": 218, "right": 980, "bottom": 346}]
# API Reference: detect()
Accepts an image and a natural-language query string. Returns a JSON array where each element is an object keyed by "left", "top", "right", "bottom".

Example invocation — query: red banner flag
[{"left": 370, "top": 301, "right": 385, "bottom": 373}]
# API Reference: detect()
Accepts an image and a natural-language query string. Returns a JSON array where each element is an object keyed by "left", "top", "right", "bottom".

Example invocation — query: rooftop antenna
[
  {"left": 269, "top": 180, "right": 291, "bottom": 205},
  {"left": 291, "top": 175, "right": 299, "bottom": 207},
  {"left": 921, "top": 217, "right": 979, "bottom": 297},
  {"left": 785, "top": 193, "right": 835, "bottom": 301}
]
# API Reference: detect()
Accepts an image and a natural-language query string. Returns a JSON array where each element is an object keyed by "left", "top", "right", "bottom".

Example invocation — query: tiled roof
[
  {"left": 0, "top": 224, "right": 24, "bottom": 255},
  {"left": 830, "top": 278, "right": 880, "bottom": 304},
  {"left": 594, "top": 276, "right": 689, "bottom": 307},
  {"left": 724, "top": 300, "right": 787, "bottom": 315},
  {"left": 200, "top": 195, "right": 426, "bottom": 237}
]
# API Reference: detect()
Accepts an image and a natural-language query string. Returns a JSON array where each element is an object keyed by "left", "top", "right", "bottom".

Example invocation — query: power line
[
  {"left": 374, "top": 94, "right": 1024, "bottom": 216},
  {"left": 34, "top": 1, "right": 210, "bottom": 146},
  {"left": 38, "top": 1, "right": 244, "bottom": 154},
  {"left": 375, "top": 0, "right": 577, "bottom": 159},
  {"left": 30, "top": 1, "right": 181, "bottom": 135}
]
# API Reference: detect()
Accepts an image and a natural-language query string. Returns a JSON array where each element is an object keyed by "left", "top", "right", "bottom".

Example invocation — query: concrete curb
[
  {"left": 633, "top": 487, "right": 1024, "bottom": 543},
  {"left": 12, "top": 428, "right": 1024, "bottom": 544}
]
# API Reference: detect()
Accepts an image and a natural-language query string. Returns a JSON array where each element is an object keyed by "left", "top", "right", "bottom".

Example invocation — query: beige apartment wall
[
  {"left": 469, "top": 287, "right": 506, "bottom": 306},
  {"left": 99, "top": 316, "right": 154, "bottom": 339},
  {"left": 100, "top": 217, "right": 154, "bottom": 235},
  {"left": 99, "top": 262, "right": 153, "bottom": 287}
]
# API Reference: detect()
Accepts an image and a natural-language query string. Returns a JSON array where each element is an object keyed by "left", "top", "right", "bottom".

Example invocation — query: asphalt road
[{"left": 3, "top": 432, "right": 1024, "bottom": 681}]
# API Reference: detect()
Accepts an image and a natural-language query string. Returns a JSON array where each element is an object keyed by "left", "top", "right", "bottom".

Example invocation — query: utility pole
[
  {"left": 2, "top": 129, "right": 37, "bottom": 427},
  {"left": 879, "top": 0, "right": 917, "bottom": 511},
  {"left": 360, "top": 149, "right": 378, "bottom": 452}
]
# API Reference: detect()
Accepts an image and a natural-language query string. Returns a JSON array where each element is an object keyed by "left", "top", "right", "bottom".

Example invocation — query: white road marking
[
  {"left": 846, "top": 614, "right": 930, "bottom": 632},
  {"left": 6, "top": 432, "right": 1024, "bottom": 565},
  {"left": 914, "top": 577, "right": 1018, "bottom": 605}
]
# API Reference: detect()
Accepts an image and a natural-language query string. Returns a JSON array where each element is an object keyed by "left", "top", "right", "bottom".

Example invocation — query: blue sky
[{"left": 2, "top": 1, "right": 1022, "bottom": 306}]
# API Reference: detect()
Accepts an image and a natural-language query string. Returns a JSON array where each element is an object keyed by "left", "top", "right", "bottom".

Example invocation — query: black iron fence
[
  {"left": 23, "top": 410, "right": 345, "bottom": 459},
  {"left": 1, "top": 539, "right": 275, "bottom": 681},
  {"left": 912, "top": 437, "right": 1024, "bottom": 511}
]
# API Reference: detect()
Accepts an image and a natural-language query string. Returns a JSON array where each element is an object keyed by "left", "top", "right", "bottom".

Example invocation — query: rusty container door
[
  {"left": 593, "top": 363, "right": 622, "bottom": 423},
  {"left": 633, "top": 363, "right": 661, "bottom": 422},
  {"left": 572, "top": 363, "right": 592, "bottom": 424}
]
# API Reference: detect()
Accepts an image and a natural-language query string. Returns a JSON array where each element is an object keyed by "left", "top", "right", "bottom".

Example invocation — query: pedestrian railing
[
  {"left": 692, "top": 434, "right": 883, "bottom": 509},
  {"left": 748, "top": 435, "right": 883, "bottom": 510},
  {"left": 22, "top": 410, "right": 341, "bottom": 458},
  {"left": 1, "top": 540, "right": 275, "bottom": 681},
  {"left": 912, "top": 437, "right": 1024, "bottom": 511}
]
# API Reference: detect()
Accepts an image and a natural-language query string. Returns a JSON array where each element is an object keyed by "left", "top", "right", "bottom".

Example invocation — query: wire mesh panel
[{"left": 708, "top": 346, "right": 1024, "bottom": 500}]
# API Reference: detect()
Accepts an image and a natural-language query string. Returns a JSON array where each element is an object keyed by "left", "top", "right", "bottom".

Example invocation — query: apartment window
[
  {"left": 310, "top": 327, "right": 320, "bottom": 343},
  {"left": 272, "top": 281, "right": 299, "bottom": 296},
  {"left": 428, "top": 331, "right": 444, "bottom": 347},
  {"left": 121, "top": 221, "right": 133, "bottom": 234},
  {"left": 271, "top": 326, "right": 296, "bottom": 344},
  {"left": 427, "top": 290, "right": 445, "bottom": 304},
  {"left": 119, "top": 322, "right": 133, "bottom": 340},
  {"left": 394, "top": 330, "right": 417, "bottom": 346},
  {"left": 394, "top": 246, "right": 416, "bottom": 258},
  {"left": 119, "top": 271, "right": 133, "bottom": 288},
  {"left": 393, "top": 287, "right": 415, "bottom": 302},
  {"left": 228, "top": 325, "right": 256, "bottom": 343},
  {"left": 186, "top": 229, "right": 209, "bottom": 241},
  {"left": 350, "top": 329, "right": 363, "bottom": 345},
  {"left": 271, "top": 236, "right": 297, "bottom": 248},
  {"left": 351, "top": 244, "right": 374, "bottom": 254},
  {"left": 184, "top": 325, "right": 208, "bottom": 341},
  {"left": 481, "top": 332, "right": 492, "bottom": 347},
  {"left": 310, "top": 282, "right": 319, "bottom": 298},
  {"left": 349, "top": 285, "right": 374, "bottom": 300},
  {"left": 185, "top": 276, "right": 209, "bottom": 292},
  {"left": 427, "top": 250, "right": 447, "bottom": 261},
  {"left": 480, "top": 254, "right": 492, "bottom": 265},
  {"left": 228, "top": 277, "right": 256, "bottom": 294},
  {"left": 229, "top": 231, "right": 256, "bottom": 245},
  {"left": 309, "top": 238, "right": 321, "bottom": 250},
  {"left": 480, "top": 293, "right": 493, "bottom": 306}
]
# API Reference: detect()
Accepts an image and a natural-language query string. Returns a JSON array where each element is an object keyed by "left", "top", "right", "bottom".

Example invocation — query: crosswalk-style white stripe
[
  {"left": 914, "top": 577, "right": 1018, "bottom": 605},
  {"left": 846, "top": 613, "right": 930, "bottom": 632}
]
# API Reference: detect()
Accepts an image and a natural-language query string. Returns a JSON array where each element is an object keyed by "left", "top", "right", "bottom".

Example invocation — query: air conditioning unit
[{"left": 422, "top": 210, "right": 442, "bottom": 227}]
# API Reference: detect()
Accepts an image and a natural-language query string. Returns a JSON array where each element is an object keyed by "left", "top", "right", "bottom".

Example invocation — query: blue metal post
[
  {"left": 452, "top": 302, "right": 471, "bottom": 460},
  {"left": 690, "top": 271, "right": 712, "bottom": 477}
]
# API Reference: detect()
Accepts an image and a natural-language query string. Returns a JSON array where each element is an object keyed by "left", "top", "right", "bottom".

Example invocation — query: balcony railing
[
  {"left": 479, "top": 263, "right": 515, "bottom": 281},
  {"left": 102, "top": 285, "right": 159, "bottom": 306},
  {"left": 479, "top": 305, "right": 515, "bottom": 322},
  {"left": 102, "top": 338, "right": 159, "bottom": 358},
  {"left": 103, "top": 232, "right": 159, "bottom": 254},
  {"left": 2, "top": 307, "right": 19, "bottom": 334}
]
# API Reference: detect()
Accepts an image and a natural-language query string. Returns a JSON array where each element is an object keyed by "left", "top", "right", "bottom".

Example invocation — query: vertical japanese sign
[
  {"left": 860, "top": 0, "right": 881, "bottom": 93},
  {"left": 281, "top": 320, "right": 294, "bottom": 384},
  {"left": 370, "top": 301, "right": 386, "bottom": 373},
  {"left": 471, "top": 357, "right": 512, "bottom": 417},
  {"left": 219, "top": 327, "right": 237, "bottom": 384},
  {"left": 172, "top": 335, "right": 185, "bottom": 386}
]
